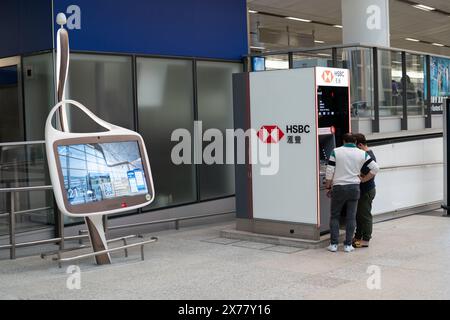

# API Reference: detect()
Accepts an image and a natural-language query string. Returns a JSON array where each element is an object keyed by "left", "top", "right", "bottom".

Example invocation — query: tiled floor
[{"left": 1, "top": 213, "right": 450, "bottom": 300}]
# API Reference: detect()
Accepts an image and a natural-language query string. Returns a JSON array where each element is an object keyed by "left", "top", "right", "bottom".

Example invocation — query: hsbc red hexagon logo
[
  {"left": 257, "top": 125, "right": 285, "bottom": 144},
  {"left": 322, "top": 70, "right": 334, "bottom": 83}
]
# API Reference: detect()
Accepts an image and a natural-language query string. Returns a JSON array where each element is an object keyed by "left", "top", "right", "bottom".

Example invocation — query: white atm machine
[{"left": 233, "top": 67, "right": 351, "bottom": 240}]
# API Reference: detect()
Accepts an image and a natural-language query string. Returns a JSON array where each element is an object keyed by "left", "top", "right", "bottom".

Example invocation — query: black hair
[
  {"left": 342, "top": 133, "right": 356, "bottom": 144},
  {"left": 353, "top": 133, "right": 367, "bottom": 146}
]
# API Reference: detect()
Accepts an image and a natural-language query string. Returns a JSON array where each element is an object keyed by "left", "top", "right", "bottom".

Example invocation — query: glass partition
[
  {"left": 137, "top": 57, "right": 197, "bottom": 210},
  {"left": 196, "top": 61, "right": 242, "bottom": 200},
  {"left": 378, "top": 50, "right": 403, "bottom": 117},
  {"left": 66, "top": 54, "right": 134, "bottom": 132},
  {"left": 264, "top": 54, "right": 289, "bottom": 70},
  {"left": 338, "top": 47, "right": 375, "bottom": 119},
  {"left": 22, "top": 53, "right": 55, "bottom": 141},
  {"left": 0, "top": 65, "right": 23, "bottom": 143},
  {"left": 293, "top": 49, "right": 333, "bottom": 68},
  {"left": 406, "top": 53, "right": 426, "bottom": 116},
  {"left": 0, "top": 143, "right": 54, "bottom": 236}
]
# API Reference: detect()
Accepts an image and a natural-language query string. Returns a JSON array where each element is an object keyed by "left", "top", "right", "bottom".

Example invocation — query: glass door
[{"left": 0, "top": 57, "right": 24, "bottom": 143}]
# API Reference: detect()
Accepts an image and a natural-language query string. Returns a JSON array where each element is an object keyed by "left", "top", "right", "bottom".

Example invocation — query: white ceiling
[{"left": 248, "top": 0, "right": 450, "bottom": 56}]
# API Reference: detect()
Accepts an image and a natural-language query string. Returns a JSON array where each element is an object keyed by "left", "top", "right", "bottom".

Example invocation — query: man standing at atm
[
  {"left": 325, "top": 133, "right": 379, "bottom": 253},
  {"left": 353, "top": 133, "right": 377, "bottom": 248}
]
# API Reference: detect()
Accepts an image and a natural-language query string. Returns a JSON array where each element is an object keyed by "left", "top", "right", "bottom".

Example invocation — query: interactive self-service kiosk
[
  {"left": 44, "top": 14, "right": 156, "bottom": 266},
  {"left": 233, "top": 67, "right": 350, "bottom": 240}
]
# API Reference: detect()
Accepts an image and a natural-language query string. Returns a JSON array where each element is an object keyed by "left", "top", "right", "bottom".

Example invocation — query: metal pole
[
  {"left": 401, "top": 51, "right": 408, "bottom": 131},
  {"left": 425, "top": 55, "right": 432, "bottom": 128},
  {"left": 372, "top": 47, "right": 380, "bottom": 133},
  {"left": 59, "top": 208, "right": 65, "bottom": 250},
  {"left": 9, "top": 192, "right": 16, "bottom": 260},
  {"left": 443, "top": 98, "right": 449, "bottom": 215}
]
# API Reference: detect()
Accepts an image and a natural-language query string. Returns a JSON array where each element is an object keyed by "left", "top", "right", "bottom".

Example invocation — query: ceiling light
[
  {"left": 432, "top": 43, "right": 445, "bottom": 47},
  {"left": 405, "top": 38, "right": 420, "bottom": 42},
  {"left": 317, "top": 53, "right": 331, "bottom": 57},
  {"left": 250, "top": 46, "right": 266, "bottom": 50},
  {"left": 248, "top": 10, "right": 258, "bottom": 14},
  {"left": 314, "top": 40, "right": 325, "bottom": 44},
  {"left": 286, "top": 17, "right": 312, "bottom": 23},
  {"left": 333, "top": 25, "right": 343, "bottom": 28},
  {"left": 412, "top": 4, "right": 435, "bottom": 11}
]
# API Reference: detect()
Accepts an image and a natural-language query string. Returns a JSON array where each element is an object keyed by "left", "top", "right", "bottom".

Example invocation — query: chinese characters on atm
[{"left": 257, "top": 125, "right": 311, "bottom": 145}]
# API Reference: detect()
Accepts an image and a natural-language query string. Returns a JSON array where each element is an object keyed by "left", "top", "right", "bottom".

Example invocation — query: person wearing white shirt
[{"left": 325, "top": 133, "right": 379, "bottom": 253}]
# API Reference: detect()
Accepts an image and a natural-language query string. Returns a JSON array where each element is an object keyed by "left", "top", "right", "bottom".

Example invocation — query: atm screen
[
  {"left": 317, "top": 86, "right": 350, "bottom": 146},
  {"left": 57, "top": 141, "right": 150, "bottom": 206}
]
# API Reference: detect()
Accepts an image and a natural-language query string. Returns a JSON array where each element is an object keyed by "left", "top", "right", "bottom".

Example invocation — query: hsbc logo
[
  {"left": 322, "top": 70, "right": 334, "bottom": 83},
  {"left": 257, "top": 125, "right": 285, "bottom": 144},
  {"left": 318, "top": 68, "right": 347, "bottom": 86}
]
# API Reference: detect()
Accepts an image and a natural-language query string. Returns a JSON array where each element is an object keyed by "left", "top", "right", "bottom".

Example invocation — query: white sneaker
[
  {"left": 327, "top": 244, "right": 338, "bottom": 252},
  {"left": 344, "top": 245, "right": 355, "bottom": 253}
]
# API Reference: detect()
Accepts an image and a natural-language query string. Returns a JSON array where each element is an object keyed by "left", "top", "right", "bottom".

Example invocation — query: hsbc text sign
[
  {"left": 316, "top": 67, "right": 349, "bottom": 87},
  {"left": 257, "top": 125, "right": 311, "bottom": 145}
]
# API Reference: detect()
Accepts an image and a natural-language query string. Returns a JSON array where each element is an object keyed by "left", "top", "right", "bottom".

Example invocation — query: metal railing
[
  {"left": 0, "top": 185, "right": 233, "bottom": 261},
  {"left": 83, "top": 211, "right": 235, "bottom": 234},
  {"left": 0, "top": 185, "right": 71, "bottom": 259}
]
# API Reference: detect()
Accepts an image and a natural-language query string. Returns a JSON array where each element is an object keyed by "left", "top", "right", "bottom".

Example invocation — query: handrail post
[
  {"left": 9, "top": 191, "right": 16, "bottom": 260},
  {"left": 59, "top": 209, "right": 65, "bottom": 251}
]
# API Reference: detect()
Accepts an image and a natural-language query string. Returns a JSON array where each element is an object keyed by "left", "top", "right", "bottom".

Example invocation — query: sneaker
[
  {"left": 344, "top": 245, "right": 355, "bottom": 253},
  {"left": 327, "top": 244, "right": 338, "bottom": 252}
]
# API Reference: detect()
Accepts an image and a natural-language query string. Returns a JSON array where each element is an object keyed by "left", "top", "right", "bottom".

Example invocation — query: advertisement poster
[{"left": 430, "top": 57, "right": 450, "bottom": 114}]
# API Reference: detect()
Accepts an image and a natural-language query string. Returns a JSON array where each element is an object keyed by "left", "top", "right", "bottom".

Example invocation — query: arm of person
[
  {"left": 360, "top": 152, "right": 380, "bottom": 180},
  {"left": 325, "top": 150, "right": 336, "bottom": 192},
  {"left": 359, "top": 172, "right": 375, "bottom": 183}
]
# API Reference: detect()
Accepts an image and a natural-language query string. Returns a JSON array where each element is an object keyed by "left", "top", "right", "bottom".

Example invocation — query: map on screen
[{"left": 57, "top": 141, "right": 149, "bottom": 206}]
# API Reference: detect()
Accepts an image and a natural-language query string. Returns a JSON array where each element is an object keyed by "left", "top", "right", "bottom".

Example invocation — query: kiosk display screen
[
  {"left": 57, "top": 141, "right": 149, "bottom": 206},
  {"left": 317, "top": 86, "right": 350, "bottom": 146}
]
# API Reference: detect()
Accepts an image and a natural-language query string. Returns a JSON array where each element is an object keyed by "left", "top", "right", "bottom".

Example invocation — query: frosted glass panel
[
  {"left": 137, "top": 57, "right": 196, "bottom": 209},
  {"left": 197, "top": 61, "right": 242, "bottom": 200},
  {"left": 66, "top": 54, "right": 134, "bottom": 132},
  {"left": 23, "top": 53, "right": 55, "bottom": 140}
]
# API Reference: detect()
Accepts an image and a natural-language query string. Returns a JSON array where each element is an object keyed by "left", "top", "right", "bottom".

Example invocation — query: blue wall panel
[
  {"left": 53, "top": 0, "right": 248, "bottom": 60},
  {"left": 0, "top": 0, "right": 53, "bottom": 58}
]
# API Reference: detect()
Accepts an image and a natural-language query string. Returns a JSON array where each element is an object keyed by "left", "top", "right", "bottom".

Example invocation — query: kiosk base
[
  {"left": 235, "top": 219, "right": 321, "bottom": 241},
  {"left": 222, "top": 223, "right": 344, "bottom": 249},
  {"left": 85, "top": 216, "right": 111, "bottom": 265}
]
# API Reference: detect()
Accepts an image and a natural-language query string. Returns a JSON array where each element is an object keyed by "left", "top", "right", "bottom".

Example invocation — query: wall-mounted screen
[{"left": 57, "top": 141, "right": 150, "bottom": 207}]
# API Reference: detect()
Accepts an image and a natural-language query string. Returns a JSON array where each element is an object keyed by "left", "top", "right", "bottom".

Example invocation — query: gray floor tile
[
  {"left": 231, "top": 241, "right": 275, "bottom": 250},
  {"left": 262, "top": 245, "right": 305, "bottom": 254},
  {"left": 201, "top": 237, "right": 242, "bottom": 245}
]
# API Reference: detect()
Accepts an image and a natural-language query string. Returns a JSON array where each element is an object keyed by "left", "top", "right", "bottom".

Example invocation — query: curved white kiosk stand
[{"left": 46, "top": 14, "right": 156, "bottom": 265}]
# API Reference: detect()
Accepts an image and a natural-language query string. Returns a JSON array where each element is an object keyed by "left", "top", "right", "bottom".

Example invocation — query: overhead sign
[{"left": 316, "top": 67, "right": 349, "bottom": 87}]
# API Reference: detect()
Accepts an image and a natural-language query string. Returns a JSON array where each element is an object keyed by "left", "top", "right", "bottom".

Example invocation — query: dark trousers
[
  {"left": 355, "top": 188, "right": 376, "bottom": 241},
  {"left": 330, "top": 184, "right": 360, "bottom": 246}
]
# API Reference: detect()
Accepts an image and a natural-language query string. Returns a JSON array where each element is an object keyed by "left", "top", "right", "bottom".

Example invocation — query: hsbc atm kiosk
[{"left": 233, "top": 67, "right": 351, "bottom": 240}]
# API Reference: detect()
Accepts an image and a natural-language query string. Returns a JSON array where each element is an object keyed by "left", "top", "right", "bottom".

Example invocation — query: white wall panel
[{"left": 371, "top": 138, "right": 443, "bottom": 215}]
